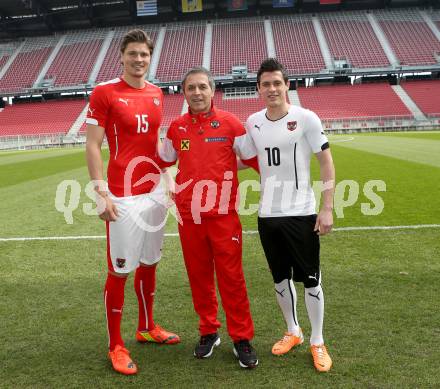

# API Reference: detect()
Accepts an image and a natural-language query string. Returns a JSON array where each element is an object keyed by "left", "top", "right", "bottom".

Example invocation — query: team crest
[
  {"left": 153, "top": 97, "right": 160, "bottom": 106},
  {"left": 181, "top": 139, "right": 190, "bottom": 151},
  {"left": 287, "top": 121, "right": 297, "bottom": 131},
  {"left": 210, "top": 120, "right": 220, "bottom": 129},
  {"left": 116, "top": 258, "right": 126, "bottom": 268}
]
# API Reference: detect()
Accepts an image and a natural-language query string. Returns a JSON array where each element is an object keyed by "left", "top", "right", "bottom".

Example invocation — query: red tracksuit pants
[{"left": 178, "top": 212, "right": 254, "bottom": 342}]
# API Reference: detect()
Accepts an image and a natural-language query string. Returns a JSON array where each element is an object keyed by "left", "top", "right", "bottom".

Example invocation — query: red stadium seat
[
  {"left": 297, "top": 83, "right": 412, "bottom": 120},
  {"left": 162, "top": 94, "right": 185, "bottom": 127},
  {"left": 0, "top": 100, "right": 87, "bottom": 136},
  {"left": 0, "top": 47, "right": 54, "bottom": 93},
  {"left": 401, "top": 80, "right": 440, "bottom": 117},
  {"left": 214, "top": 91, "right": 266, "bottom": 123},
  {"left": 271, "top": 16, "right": 326, "bottom": 74},
  {"left": 156, "top": 24, "right": 205, "bottom": 82},
  {"left": 210, "top": 20, "right": 267, "bottom": 76},
  {"left": 45, "top": 32, "right": 105, "bottom": 87},
  {"left": 320, "top": 14, "right": 390, "bottom": 68},
  {"left": 376, "top": 10, "right": 440, "bottom": 66}
]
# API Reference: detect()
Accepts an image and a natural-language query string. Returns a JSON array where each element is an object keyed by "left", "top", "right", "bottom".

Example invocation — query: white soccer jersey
[{"left": 246, "top": 105, "right": 329, "bottom": 217}]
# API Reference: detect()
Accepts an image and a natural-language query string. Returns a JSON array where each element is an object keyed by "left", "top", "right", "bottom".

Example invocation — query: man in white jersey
[{"left": 245, "top": 58, "right": 335, "bottom": 372}]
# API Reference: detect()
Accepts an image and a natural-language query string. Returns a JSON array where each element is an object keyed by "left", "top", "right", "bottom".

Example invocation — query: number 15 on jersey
[{"left": 136, "top": 114, "right": 149, "bottom": 133}]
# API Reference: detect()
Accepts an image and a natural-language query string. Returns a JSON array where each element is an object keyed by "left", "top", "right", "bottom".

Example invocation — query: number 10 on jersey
[
  {"left": 136, "top": 114, "right": 149, "bottom": 133},
  {"left": 265, "top": 147, "right": 280, "bottom": 166}
]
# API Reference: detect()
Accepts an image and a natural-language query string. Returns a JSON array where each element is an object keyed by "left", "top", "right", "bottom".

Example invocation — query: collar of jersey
[
  {"left": 120, "top": 76, "right": 147, "bottom": 90},
  {"left": 187, "top": 101, "right": 217, "bottom": 123}
]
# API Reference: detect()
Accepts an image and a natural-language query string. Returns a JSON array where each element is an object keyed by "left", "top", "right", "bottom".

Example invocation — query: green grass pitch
[{"left": 1, "top": 131, "right": 439, "bottom": 388}]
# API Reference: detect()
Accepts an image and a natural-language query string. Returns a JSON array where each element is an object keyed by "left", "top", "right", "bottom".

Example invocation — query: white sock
[
  {"left": 304, "top": 283, "right": 325, "bottom": 346},
  {"left": 275, "top": 279, "right": 300, "bottom": 336}
]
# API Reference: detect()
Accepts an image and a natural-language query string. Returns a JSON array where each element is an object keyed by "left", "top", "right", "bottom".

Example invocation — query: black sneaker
[
  {"left": 194, "top": 333, "right": 221, "bottom": 358},
  {"left": 233, "top": 340, "right": 258, "bottom": 368}
]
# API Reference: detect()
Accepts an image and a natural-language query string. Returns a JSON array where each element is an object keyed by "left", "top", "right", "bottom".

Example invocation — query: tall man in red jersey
[
  {"left": 159, "top": 67, "right": 258, "bottom": 369},
  {"left": 85, "top": 29, "right": 179, "bottom": 376}
]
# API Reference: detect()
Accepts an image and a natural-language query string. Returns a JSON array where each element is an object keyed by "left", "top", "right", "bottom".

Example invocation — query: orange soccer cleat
[
  {"left": 310, "top": 344, "right": 332, "bottom": 372},
  {"left": 108, "top": 345, "right": 138, "bottom": 375},
  {"left": 136, "top": 325, "right": 180, "bottom": 344},
  {"left": 272, "top": 330, "right": 304, "bottom": 356}
]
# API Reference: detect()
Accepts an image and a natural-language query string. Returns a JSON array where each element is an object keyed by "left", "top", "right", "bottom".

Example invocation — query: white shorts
[{"left": 106, "top": 186, "right": 168, "bottom": 274}]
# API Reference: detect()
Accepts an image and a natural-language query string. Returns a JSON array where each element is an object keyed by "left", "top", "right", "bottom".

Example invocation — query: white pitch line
[
  {"left": 0, "top": 224, "right": 439, "bottom": 242},
  {"left": 329, "top": 136, "right": 355, "bottom": 143}
]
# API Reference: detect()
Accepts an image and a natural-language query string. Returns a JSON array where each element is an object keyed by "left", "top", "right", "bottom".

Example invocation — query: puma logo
[
  {"left": 111, "top": 308, "right": 122, "bottom": 313},
  {"left": 232, "top": 236, "right": 240, "bottom": 244},
  {"left": 254, "top": 124, "right": 262, "bottom": 131},
  {"left": 308, "top": 291, "right": 321, "bottom": 301},
  {"left": 275, "top": 288, "right": 285, "bottom": 297},
  {"left": 308, "top": 274, "right": 318, "bottom": 281},
  {"left": 119, "top": 98, "right": 129, "bottom": 106},
  {"left": 178, "top": 126, "right": 187, "bottom": 132}
]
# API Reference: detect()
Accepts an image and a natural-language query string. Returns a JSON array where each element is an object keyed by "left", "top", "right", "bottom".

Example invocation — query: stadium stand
[
  {"left": 162, "top": 93, "right": 185, "bottom": 127},
  {"left": 0, "top": 36, "right": 59, "bottom": 93},
  {"left": 319, "top": 12, "right": 390, "bottom": 69},
  {"left": 155, "top": 23, "right": 205, "bottom": 82},
  {"left": 271, "top": 15, "right": 326, "bottom": 74},
  {"left": 210, "top": 19, "right": 267, "bottom": 76},
  {"left": 297, "top": 83, "right": 412, "bottom": 120},
  {"left": 214, "top": 91, "right": 266, "bottom": 123},
  {"left": 96, "top": 27, "right": 158, "bottom": 84},
  {"left": 1, "top": 9, "right": 440, "bottom": 147},
  {"left": 0, "top": 54, "right": 9, "bottom": 71},
  {"left": 43, "top": 30, "right": 107, "bottom": 87},
  {"left": 401, "top": 80, "right": 440, "bottom": 117},
  {"left": 0, "top": 99, "right": 87, "bottom": 136},
  {"left": 376, "top": 9, "right": 440, "bottom": 66}
]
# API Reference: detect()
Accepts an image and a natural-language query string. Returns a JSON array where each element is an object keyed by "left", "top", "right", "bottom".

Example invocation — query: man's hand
[
  {"left": 314, "top": 208, "right": 333, "bottom": 236},
  {"left": 97, "top": 193, "right": 119, "bottom": 222}
]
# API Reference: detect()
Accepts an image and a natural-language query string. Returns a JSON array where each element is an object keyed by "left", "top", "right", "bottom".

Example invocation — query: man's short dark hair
[
  {"left": 182, "top": 67, "right": 215, "bottom": 91},
  {"left": 120, "top": 29, "right": 154, "bottom": 54},
  {"left": 257, "top": 58, "right": 289, "bottom": 85}
]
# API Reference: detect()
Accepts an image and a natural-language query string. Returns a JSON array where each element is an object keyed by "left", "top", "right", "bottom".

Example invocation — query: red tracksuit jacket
[{"left": 159, "top": 104, "right": 255, "bottom": 222}]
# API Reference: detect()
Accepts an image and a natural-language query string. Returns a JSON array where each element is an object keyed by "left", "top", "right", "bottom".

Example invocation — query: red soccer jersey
[
  {"left": 86, "top": 77, "right": 164, "bottom": 197},
  {"left": 159, "top": 104, "right": 255, "bottom": 221}
]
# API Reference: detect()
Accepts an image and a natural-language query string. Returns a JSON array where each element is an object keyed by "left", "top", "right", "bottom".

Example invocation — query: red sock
[
  {"left": 104, "top": 273, "right": 127, "bottom": 351},
  {"left": 134, "top": 265, "right": 156, "bottom": 331}
]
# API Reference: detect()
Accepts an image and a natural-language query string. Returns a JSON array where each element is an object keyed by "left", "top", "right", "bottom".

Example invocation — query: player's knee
[
  {"left": 271, "top": 268, "right": 292, "bottom": 284},
  {"left": 302, "top": 272, "right": 321, "bottom": 288}
]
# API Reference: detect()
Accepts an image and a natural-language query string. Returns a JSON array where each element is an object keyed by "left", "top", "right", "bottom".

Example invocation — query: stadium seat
[
  {"left": 271, "top": 16, "right": 326, "bottom": 74},
  {"left": 210, "top": 20, "right": 267, "bottom": 76},
  {"left": 401, "top": 80, "right": 440, "bottom": 117},
  {"left": 44, "top": 31, "right": 107, "bottom": 87},
  {"left": 156, "top": 23, "right": 205, "bottom": 82},
  {"left": 0, "top": 36, "right": 59, "bottom": 93},
  {"left": 297, "top": 83, "right": 412, "bottom": 120},
  {"left": 0, "top": 100, "right": 87, "bottom": 136},
  {"left": 376, "top": 9, "right": 440, "bottom": 66},
  {"left": 213, "top": 91, "right": 266, "bottom": 123},
  {"left": 0, "top": 54, "right": 10, "bottom": 72},
  {"left": 320, "top": 13, "right": 390, "bottom": 68},
  {"left": 162, "top": 94, "right": 185, "bottom": 127}
]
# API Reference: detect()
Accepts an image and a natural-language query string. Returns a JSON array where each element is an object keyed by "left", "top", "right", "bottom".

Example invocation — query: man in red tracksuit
[{"left": 159, "top": 67, "right": 258, "bottom": 368}]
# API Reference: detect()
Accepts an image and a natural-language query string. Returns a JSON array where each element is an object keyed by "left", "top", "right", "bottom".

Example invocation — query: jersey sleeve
[
  {"left": 231, "top": 115, "right": 257, "bottom": 160},
  {"left": 304, "top": 110, "right": 329, "bottom": 153},
  {"left": 85, "top": 85, "right": 109, "bottom": 128},
  {"left": 158, "top": 124, "right": 178, "bottom": 163}
]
